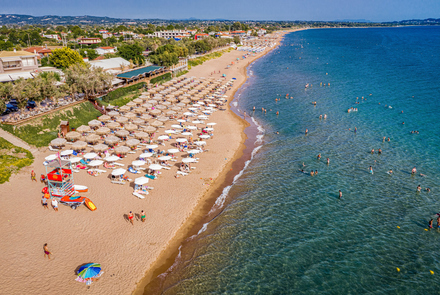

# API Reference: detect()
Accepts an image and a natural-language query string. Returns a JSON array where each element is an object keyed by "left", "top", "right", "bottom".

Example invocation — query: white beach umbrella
[
  {"left": 207, "top": 122, "right": 217, "bottom": 126},
  {"left": 181, "top": 132, "right": 193, "bottom": 136},
  {"left": 195, "top": 141, "right": 206, "bottom": 146},
  {"left": 158, "top": 155, "right": 172, "bottom": 161},
  {"left": 139, "top": 152, "right": 153, "bottom": 158},
  {"left": 69, "top": 157, "right": 83, "bottom": 163},
  {"left": 104, "top": 155, "right": 120, "bottom": 162},
  {"left": 164, "top": 129, "right": 176, "bottom": 134},
  {"left": 182, "top": 158, "right": 197, "bottom": 163},
  {"left": 149, "top": 164, "right": 163, "bottom": 171},
  {"left": 45, "top": 154, "right": 57, "bottom": 161},
  {"left": 60, "top": 150, "right": 73, "bottom": 156},
  {"left": 177, "top": 119, "right": 186, "bottom": 123},
  {"left": 132, "top": 160, "right": 146, "bottom": 167},
  {"left": 176, "top": 138, "right": 187, "bottom": 143},
  {"left": 187, "top": 126, "right": 197, "bottom": 130},
  {"left": 192, "top": 120, "right": 202, "bottom": 124},
  {"left": 134, "top": 177, "right": 149, "bottom": 185},
  {"left": 167, "top": 149, "right": 180, "bottom": 154},
  {"left": 145, "top": 144, "right": 158, "bottom": 149},
  {"left": 112, "top": 168, "right": 126, "bottom": 176},
  {"left": 88, "top": 160, "right": 104, "bottom": 166},
  {"left": 199, "top": 135, "right": 210, "bottom": 139},
  {"left": 171, "top": 124, "right": 183, "bottom": 129},
  {"left": 157, "top": 135, "right": 169, "bottom": 140},
  {"left": 187, "top": 149, "right": 201, "bottom": 154},
  {"left": 84, "top": 152, "right": 98, "bottom": 159},
  {"left": 204, "top": 128, "right": 214, "bottom": 131}
]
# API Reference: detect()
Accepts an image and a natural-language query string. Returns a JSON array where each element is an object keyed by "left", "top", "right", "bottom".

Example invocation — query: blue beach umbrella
[{"left": 77, "top": 263, "right": 101, "bottom": 279}]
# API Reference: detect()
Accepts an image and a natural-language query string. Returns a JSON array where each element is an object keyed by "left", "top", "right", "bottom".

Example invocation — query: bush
[
  {"left": 0, "top": 138, "right": 34, "bottom": 184},
  {"left": 150, "top": 73, "right": 172, "bottom": 84},
  {"left": 188, "top": 51, "right": 224, "bottom": 67},
  {"left": 101, "top": 82, "right": 146, "bottom": 103},
  {"left": 0, "top": 102, "right": 101, "bottom": 147},
  {"left": 176, "top": 70, "right": 188, "bottom": 77}
]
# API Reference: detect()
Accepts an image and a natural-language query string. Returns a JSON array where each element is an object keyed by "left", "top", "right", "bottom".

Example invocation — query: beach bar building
[
  {"left": 116, "top": 65, "right": 165, "bottom": 84},
  {"left": 45, "top": 160, "right": 75, "bottom": 198}
]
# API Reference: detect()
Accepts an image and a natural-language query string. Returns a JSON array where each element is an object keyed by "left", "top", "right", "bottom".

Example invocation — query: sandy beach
[{"left": 0, "top": 31, "right": 290, "bottom": 295}]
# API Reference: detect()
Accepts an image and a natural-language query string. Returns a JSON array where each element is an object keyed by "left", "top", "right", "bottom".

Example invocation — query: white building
[
  {"left": 148, "top": 30, "right": 190, "bottom": 39},
  {"left": 95, "top": 46, "right": 117, "bottom": 55},
  {"left": 42, "top": 34, "right": 61, "bottom": 41}
]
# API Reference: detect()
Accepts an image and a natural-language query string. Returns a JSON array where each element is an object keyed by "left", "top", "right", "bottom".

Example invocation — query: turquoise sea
[{"left": 146, "top": 26, "right": 440, "bottom": 294}]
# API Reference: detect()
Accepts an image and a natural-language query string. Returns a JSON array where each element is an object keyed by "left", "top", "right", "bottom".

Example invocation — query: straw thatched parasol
[
  {"left": 119, "top": 105, "right": 130, "bottom": 112},
  {"left": 106, "top": 122, "right": 120, "bottom": 130},
  {"left": 126, "top": 102, "right": 136, "bottom": 107},
  {"left": 50, "top": 138, "right": 67, "bottom": 147},
  {"left": 140, "top": 114, "right": 152, "bottom": 120},
  {"left": 149, "top": 109, "right": 161, "bottom": 116},
  {"left": 107, "top": 111, "right": 119, "bottom": 117},
  {"left": 98, "top": 115, "right": 111, "bottom": 122},
  {"left": 166, "top": 110, "right": 177, "bottom": 116},
  {"left": 144, "top": 126, "right": 157, "bottom": 133},
  {"left": 76, "top": 125, "right": 91, "bottom": 133},
  {"left": 132, "top": 118, "right": 145, "bottom": 125},
  {"left": 115, "top": 129, "right": 129, "bottom": 138},
  {"left": 133, "top": 108, "right": 146, "bottom": 114},
  {"left": 88, "top": 119, "right": 101, "bottom": 127},
  {"left": 150, "top": 120, "right": 163, "bottom": 127},
  {"left": 71, "top": 140, "right": 87, "bottom": 150},
  {"left": 115, "top": 146, "right": 130, "bottom": 154},
  {"left": 147, "top": 100, "right": 158, "bottom": 105},
  {"left": 124, "top": 112, "right": 136, "bottom": 119},
  {"left": 93, "top": 143, "right": 109, "bottom": 152},
  {"left": 155, "top": 105, "right": 167, "bottom": 110},
  {"left": 65, "top": 131, "right": 81, "bottom": 141},
  {"left": 142, "top": 103, "right": 153, "bottom": 109},
  {"left": 157, "top": 116, "right": 169, "bottom": 122},
  {"left": 125, "top": 123, "right": 138, "bottom": 131},
  {"left": 85, "top": 134, "right": 100, "bottom": 143},
  {"left": 104, "top": 135, "right": 121, "bottom": 145},
  {"left": 126, "top": 139, "right": 140, "bottom": 147},
  {"left": 116, "top": 117, "right": 128, "bottom": 124},
  {"left": 95, "top": 127, "right": 110, "bottom": 135},
  {"left": 134, "top": 131, "right": 149, "bottom": 139},
  {"left": 171, "top": 106, "right": 181, "bottom": 111}
]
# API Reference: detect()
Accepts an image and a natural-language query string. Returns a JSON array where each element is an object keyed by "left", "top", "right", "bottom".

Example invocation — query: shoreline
[{"left": 133, "top": 29, "right": 296, "bottom": 294}]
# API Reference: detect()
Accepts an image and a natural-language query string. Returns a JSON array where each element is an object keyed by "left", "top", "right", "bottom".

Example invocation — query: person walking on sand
[
  {"left": 31, "top": 170, "right": 36, "bottom": 182},
  {"left": 51, "top": 198, "right": 58, "bottom": 212},
  {"left": 41, "top": 195, "right": 48, "bottom": 209},
  {"left": 128, "top": 211, "right": 134, "bottom": 225},
  {"left": 339, "top": 190, "right": 342, "bottom": 199},
  {"left": 140, "top": 210, "right": 146, "bottom": 222},
  {"left": 43, "top": 243, "right": 51, "bottom": 259}
]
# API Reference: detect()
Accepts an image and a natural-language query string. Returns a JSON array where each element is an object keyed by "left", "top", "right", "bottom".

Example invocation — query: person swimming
[
  {"left": 369, "top": 166, "right": 373, "bottom": 174},
  {"left": 429, "top": 219, "right": 433, "bottom": 229},
  {"left": 388, "top": 169, "right": 393, "bottom": 174},
  {"left": 417, "top": 185, "right": 421, "bottom": 192},
  {"left": 411, "top": 167, "right": 417, "bottom": 174}
]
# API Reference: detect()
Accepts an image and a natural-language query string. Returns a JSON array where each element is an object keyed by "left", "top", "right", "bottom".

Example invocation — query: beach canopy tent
[{"left": 116, "top": 66, "right": 165, "bottom": 80}]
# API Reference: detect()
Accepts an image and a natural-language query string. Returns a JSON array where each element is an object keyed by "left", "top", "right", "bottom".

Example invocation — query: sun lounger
[
  {"left": 128, "top": 167, "right": 140, "bottom": 174},
  {"left": 72, "top": 169, "right": 80, "bottom": 173},
  {"left": 161, "top": 166, "right": 171, "bottom": 170},
  {"left": 128, "top": 151, "right": 136, "bottom": 154},
  {"left": 144, "top": 174, "right": 156, "bottom": 180},
  {"left": 177, "top": 171, "right": 188, "bottom": 176},
  {"left": 111, "top": 180, "right": 125, "bottom": 185},
  {"left": 113, "top": 162, "right": 124, "bottom": 166},
  {"left": 133, "top": 192, "right": 146, "bottom": 199},
  {"left": 80, "top": 159, "right": 88, "bottom": 165},
  {"left": 49, "top": 146, "right": 59, "bottom": 151}
]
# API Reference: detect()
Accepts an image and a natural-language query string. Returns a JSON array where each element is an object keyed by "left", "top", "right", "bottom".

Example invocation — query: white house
[{"left": 95, "top": 46, "right": 117, "bottom": 55}]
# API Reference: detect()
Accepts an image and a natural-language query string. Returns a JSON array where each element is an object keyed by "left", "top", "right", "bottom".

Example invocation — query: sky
[{"left": 2, "top": 0, "right": 440, "bottom": 22}]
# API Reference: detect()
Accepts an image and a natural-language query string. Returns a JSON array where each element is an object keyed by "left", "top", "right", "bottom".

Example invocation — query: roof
[
  {"left": 117, "top": 66, "right": 164, "bottom": 79},
  {"left": 24, "top": 47, "right": 52, "bottom": 54},
  {"left": 89, "top": 57, "right": 130, "bottom": 70},
  {"left": 195, "top": 33, "right": 209, "bottom": 36},
  {"left": 98, "top": 47, "right": 114, "bottom": 50},
  {"left": 0, "top": 50, "right": 36, "bottom": 58}
]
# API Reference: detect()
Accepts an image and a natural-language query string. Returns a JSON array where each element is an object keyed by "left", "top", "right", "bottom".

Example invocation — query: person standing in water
[
  {"left": 429, "top": 219, "right": 433, "bottom": 229},
  {"left": 339, "top": 190, "right": 342, "bottom": 199},
  {"left": 327, "top": 158, "right": 330, "bottom": 165},
  {"left": 305, "top": 129, "right": 308, "bottom": 135},
  {"left": 369, "top": 166, "right": 373, "bottom": 174},
  {"left": 411, "top": 167, "right": 417, "bottom": 174}
]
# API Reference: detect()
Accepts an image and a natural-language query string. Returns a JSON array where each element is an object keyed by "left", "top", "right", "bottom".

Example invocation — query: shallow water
[{"left": 148, "top": 26, "right": 440, "bottom": 294}]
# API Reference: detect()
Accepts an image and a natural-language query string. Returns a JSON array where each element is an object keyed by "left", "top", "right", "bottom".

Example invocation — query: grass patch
[
  {"left": 0, "top": 102, "right": 102, "bottom": 147},
  {"left": 188, "top": 49, "right": 229, "bottom": 68},
  {"left": 101, "top": 82, "right": 146, "bottom": 104},
  {"left": 101, "top": 91, "right": 141, "bottom": 107},
  {"left": 176, "top": 70, "right": 189, "bottom": 77},
  {"left": 150, "top": 72, "right": 172, "bottom": 84},
  {"left": 0, "top": 137, "right": 34, "bottom": 184}
]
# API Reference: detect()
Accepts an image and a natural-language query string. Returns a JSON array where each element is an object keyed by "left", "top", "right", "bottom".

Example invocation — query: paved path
[{"left": 0, "top": 129, "right": 39, "bottom": 156}]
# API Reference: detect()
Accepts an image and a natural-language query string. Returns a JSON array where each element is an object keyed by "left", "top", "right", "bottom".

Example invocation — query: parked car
[
  {"left": 26, "top": 101, "right": 37, "bottom": 109},
  {"left": 1, "top": 104, "right": 18, "bottom": 115}
]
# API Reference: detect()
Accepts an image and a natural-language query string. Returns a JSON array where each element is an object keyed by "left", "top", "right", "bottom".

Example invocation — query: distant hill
[{"left": 0, "top": 14, "right": 439, "bottom": 26}]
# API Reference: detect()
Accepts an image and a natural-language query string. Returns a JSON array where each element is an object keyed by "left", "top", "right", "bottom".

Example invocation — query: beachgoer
[
  {"left": 302, "top": 162, "right": 306, "bottom": 167},
  {"left": 324, "top": 114, "right": 327, "bottom": 119},
  {"left": 383, "top": 136, "right": 386, "bottom": 142},
  {"left": 128, "top": 211, "right": 134, "bottom": 225},
  {"left": 305, "top": 129, "right": 308, "bottom": 135},
  {"left": 276, "top": 131, "right": 279, "bottom": 134},
  {"left": 371, "top": 149, "right": 375, "bottom": 154},
  {"left": 315, "top": 170, "right": 318, "bottom": 175},
  {"left": 378, "top": 148, "right": 382, "bottom": 154},
  {"left": 41, "top": 195, "right": 48, "bottom": 209},
  {"left": 354, "top": 127, "right": 357, "bottom": 133},
  {"left": 417, "top": 185, "right": 421, "bottom": 192},
  {"left": 317, "top": 154, "right": 321, "bottom": 159},
  {"left": 339, "top": 190, "right": 342, "bottom": 199},
  {"left": 411, "top": 167, "right": 417, "bottom": 174},
  {"left": 387, "top": 137, "right": 390, "bottom": 142},
  {"left": 437, "top": 216, "right": 440, "bottom": 228},
  {"left": 31, "top": 170, "right": 36, "bottom": 182},
  {"left": 40, "top": 174, "right": 46, "bottom": 183},
  {"left": 140, "top": 210, "right": 146, "bottom": 222},
  {"left": 319, "top": 115, "right": 322, "bottom": 119},
  {"left": 43, "top": 243, "right": 51, "bottom": 259},
  {"left": 369, "top": 166, "right": 373, "bottom": 174},
  {"left": 310, "top": 171, "right": 314, "bottom": 176},
  {"left": 426, "top": 188, "right": 431, "bottom": 192},
  {"left": 429, "top": 219, "right": 433, "bottom": 229},
  {"left": 51, "top": 198, "right": 58, "bottom": 212},
  {"left": 420, "top": 173, "right": 426, "bottom": 177},
  {"left": 388, "top": 169, "right": 393, "bottom": 174},
  {"left": 276, "top": 111, "right": 279, "bottom": 116},
  {"left": 327, "top": 158, "right": 330, "bottom": 165}
]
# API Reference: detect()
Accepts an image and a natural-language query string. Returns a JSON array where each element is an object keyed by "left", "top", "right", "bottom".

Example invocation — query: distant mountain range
[{"left": 0, "top": 14, "right": 439, "bottom": 26}]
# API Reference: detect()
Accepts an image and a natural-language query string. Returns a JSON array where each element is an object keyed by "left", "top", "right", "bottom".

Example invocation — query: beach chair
[
  {"left": 133, "top": 192, "right": 146, "bottom": 199},
  {"left": 128, "top": 167, "right": 140, "bottom": 174},
  {"left": 177, "top": 171, "right": 188, "bottom": 176},
  {"left": 111, "top": 180, "right": 125, "bottom": 185},
  {"left": 113, "top": 162, "right": 124, "bottom": 166},
  {"left": 49, "top": 146, "right": 59, "bottom": 151},
  {"left": 144, "top": 174, "right": 156, "bottom": 180},
  {"left": 161, "top": 166, "right": 171, "bottom": 170},
  {"left": 80, "top": 159, "right": 88, "bottom": 165}
]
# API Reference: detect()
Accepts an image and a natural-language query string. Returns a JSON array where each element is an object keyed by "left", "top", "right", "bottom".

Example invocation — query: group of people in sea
[{"left": 347, "top": 107, "right": 358, "bottom": 113}]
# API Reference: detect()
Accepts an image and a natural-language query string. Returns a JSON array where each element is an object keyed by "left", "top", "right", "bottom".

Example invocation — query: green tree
[
  {"left": 233, "top": 36, "right": 241, "bottom": 45},
  {"left": 50, "top": 47, "right": 85, "bottom": 69},
  {"left": 64, "top": 63, "right": 113, "bottom": 99},
  {"left": 11, "top": 78, "right": 28, "bottom": 111},
  {"left": 117, "top": 43, "right": 145, "bottom": 65},
  {"left": 0, "top": 83, "right": 13, "bottom": 113}
]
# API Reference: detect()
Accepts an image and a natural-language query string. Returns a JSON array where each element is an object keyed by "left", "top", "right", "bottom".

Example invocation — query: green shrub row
[
  {"left": 150, "top": 73, "right": 172, "bottom": 84},
  {"left": 101, "top": 82, "right": 146, "bottom": 103}
]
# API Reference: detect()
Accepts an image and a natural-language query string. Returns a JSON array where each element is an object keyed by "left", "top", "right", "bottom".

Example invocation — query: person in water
[
  {"left": 317, "top": 154, "right": 321, "bottom": 159},
  {"left": 327, "top": 158, "right": 330, "bottom": 165},
  {"left": 371, "top": 149, "right": 375, "bottom": 154},
  {"left": 310, "top": 171, "right": 314, "bottom": 176},
  {"left": 378, "top": 148, "right": 382, "bottom": 154},
  {"left": 417, "top": 185, "right": 421, "bottom": 192},
  {"left": 426, "top": 187, "right": 431, "bottom": 192},
  {"left": 315, "top": 170, "right": 318, "bottom": 175},
  {"left": 369, "top": 166, "right": 373, "bottom": 174},
  {"left": 388, "top": 169, "right": 393, "bottom": 174},
  {"left": 411, "top": 167, "right": 417, "bottom": 174},
  {"left": 429, "top": 219, "right": 433, "bottom": 229},
  {"left": 339, "top": 190, "right": 342, "bottom": 199},
  {"left": 305, "top": 129, "right": 308, "bottom": 135},
  {"left": 437, "top": 216, "right": 440, "bottom": 228}
]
